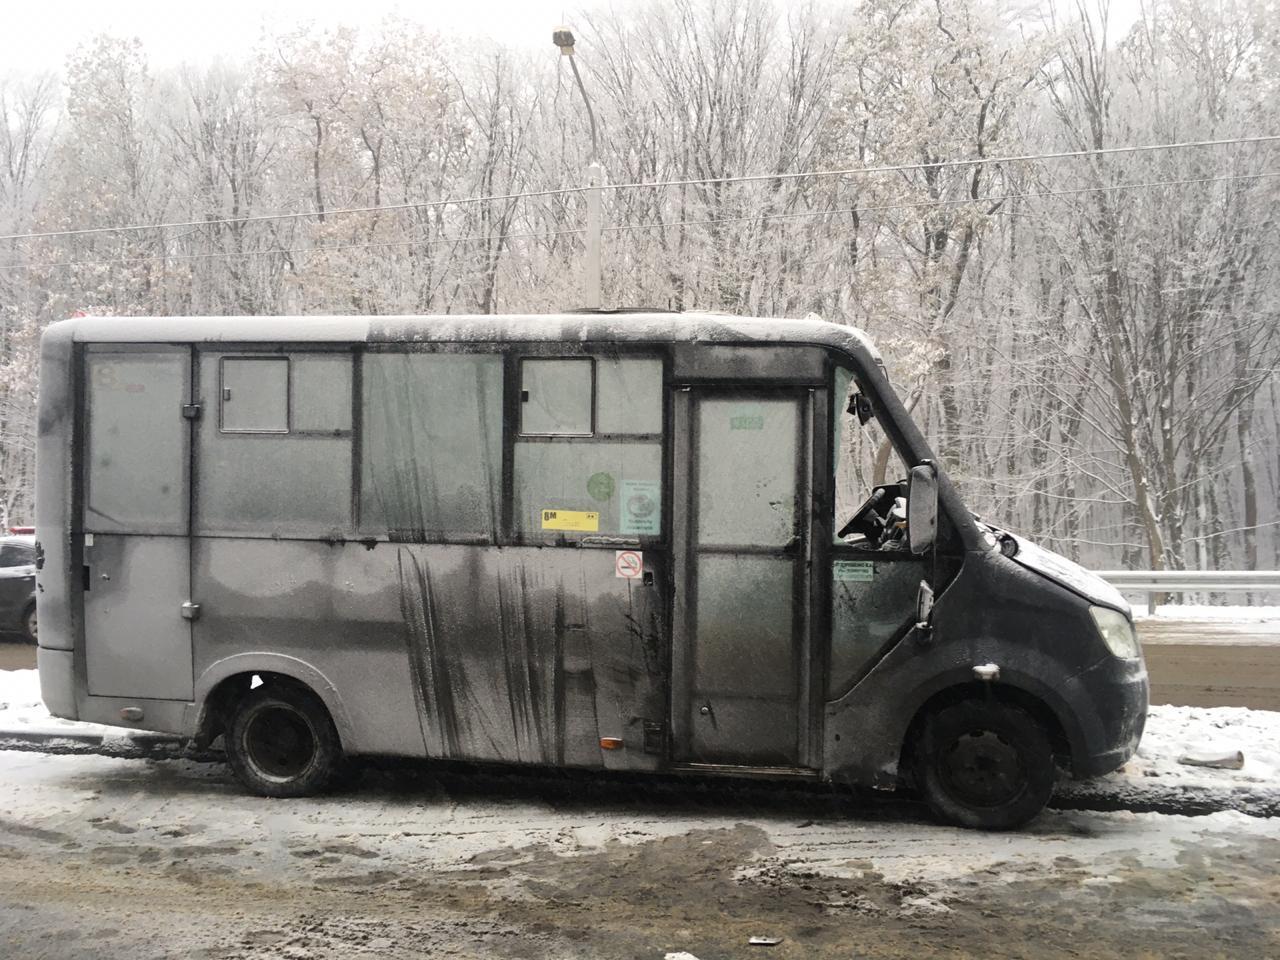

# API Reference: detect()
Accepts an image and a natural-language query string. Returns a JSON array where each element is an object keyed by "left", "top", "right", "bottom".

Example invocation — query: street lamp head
[{"left": 552, "top": 27, "right": 576, "bottom": 55}]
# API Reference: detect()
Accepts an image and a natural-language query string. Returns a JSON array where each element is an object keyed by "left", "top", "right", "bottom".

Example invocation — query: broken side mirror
[
  {"left": 907, "top": 461, "right": 938, "bottom": 556},
  {"left": 847, "top": 392, "right": 874, "bottom": 425}
]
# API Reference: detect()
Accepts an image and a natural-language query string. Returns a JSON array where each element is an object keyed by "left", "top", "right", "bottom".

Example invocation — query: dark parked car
[{"left": 0, "top": 535, "right": 37, "bottom": 642}]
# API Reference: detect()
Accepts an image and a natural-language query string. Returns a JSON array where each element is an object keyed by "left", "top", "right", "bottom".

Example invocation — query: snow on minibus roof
[{"left": 52, "top": 312, "right": 883, "bottom": 366}]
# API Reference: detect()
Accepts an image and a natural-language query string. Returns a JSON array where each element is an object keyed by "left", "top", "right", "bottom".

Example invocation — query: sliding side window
[
  {"left": 195, "top": 351, "right": 353, "bottom": 535},
  {"left": 514, "top": 356, "right": 663, "bottom": 540},
  {"left": 220, "top": 357, "right": 288, "bottom": 432}
]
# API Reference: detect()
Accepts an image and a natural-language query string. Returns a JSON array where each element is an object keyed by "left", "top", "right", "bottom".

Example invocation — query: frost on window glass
[
  {"left": 697, "top": 397, "right": 798, "bottom": 547},
  {"left": 521, "top": 359, "right": 593, "bottom": 435},
  {"left": 514, "top": 442, "right": 662, "bottom": 537},
  {"left": 361, "top": 353, "right": 503, "bottom": 540},
  {"left": 197, "top": 351, "right": 351, "bottom": 535},
  {"left": 85, "top": 351, "right": 188, "bottom": 535},
  {"left": 596, "top": 357, "right": 663, "bottom": 434},
  {"left": 291, "top": 354, "right": 352, "bottom": 433},
  {"left": 221, "top": 357, "right": 288, "bottom": 433},
  {"left": 515, "top": 356, "right": 663, "bottom": 539}
]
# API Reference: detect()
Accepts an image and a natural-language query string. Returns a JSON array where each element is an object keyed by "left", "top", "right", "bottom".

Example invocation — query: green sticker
[
  {"left": 587, "top": 471, "right": 616, "bottom": 502},
  {"left": 729, "top": 404, "right": 764, "bottom": 430},
  {"left": 833, "top": 560, "right": 875, "bottom": 582},
  {"left": 620, "top": 479, "right": 661, "bottom": 535}
]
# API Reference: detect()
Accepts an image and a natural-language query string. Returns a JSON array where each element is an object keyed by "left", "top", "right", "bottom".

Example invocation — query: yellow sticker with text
[{"left": 541, "top": 509, "right": 600, "bottom": 532}]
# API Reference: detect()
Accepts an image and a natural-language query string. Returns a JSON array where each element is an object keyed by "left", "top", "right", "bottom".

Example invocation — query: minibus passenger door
[{"left": 671, "top": 389, "right": 812, "bottom": 769}]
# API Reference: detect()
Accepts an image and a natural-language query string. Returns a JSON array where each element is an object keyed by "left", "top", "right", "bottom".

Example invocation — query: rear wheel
[
  {"left": 225, "top": 684, "right": 341, "bottom": 798},
  {"left": 914, "top": 700, "right": 1056, "bottom": 830},
  {"left": 21, "top": 603, "right": 36, "bottom": 644}
]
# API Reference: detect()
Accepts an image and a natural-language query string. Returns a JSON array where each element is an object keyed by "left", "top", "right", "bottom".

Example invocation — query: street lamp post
[{"left": 553, "top": 27, "right": 604, "bottom": 311}]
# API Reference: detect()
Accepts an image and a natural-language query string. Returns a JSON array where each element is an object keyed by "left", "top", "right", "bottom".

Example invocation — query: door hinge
[
  {"left": 181, "top": 403, "right": 202, "bottom": 420},
  {"left": 181, "top": 601, "right": 201, "bottom": 621}
]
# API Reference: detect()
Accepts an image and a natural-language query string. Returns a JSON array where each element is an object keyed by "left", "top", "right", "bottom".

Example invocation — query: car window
[{"left": 0, "top": 544, "right": 32, "bottom": 567}]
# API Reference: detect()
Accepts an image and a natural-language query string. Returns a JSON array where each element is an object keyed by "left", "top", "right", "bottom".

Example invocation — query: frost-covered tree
[{"left": 0, "top": 0, "right": 1277, "bottom": 576}]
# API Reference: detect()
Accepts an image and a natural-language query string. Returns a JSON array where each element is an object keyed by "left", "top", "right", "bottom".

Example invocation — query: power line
[
  {"left": 1, "top": 134, "right": 1276, "bottom": 245},
  {"left": 603, "top": 134, "right": 1280, "bottom": 195},
  {"left": 1, "top": 224, "right": 590, "bottom": 273},
  {"left": 608, "top": 171, "right": 1280, "bottom": 234},
  {"left": 0, "top": 186, "right": 580, "bottom": 245},
  {"left": 2, "top": 168, "right": 1274, "bottom": 274}
]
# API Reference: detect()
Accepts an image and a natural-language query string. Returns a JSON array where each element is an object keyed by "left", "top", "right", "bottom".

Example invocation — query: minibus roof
[{"left": 53, "top": 312, "right": 883, "bottom": 369}]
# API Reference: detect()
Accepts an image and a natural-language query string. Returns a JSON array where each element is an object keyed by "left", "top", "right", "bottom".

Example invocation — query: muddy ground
[{"left": 0, "top": 750, "right": 1275, "bottom": 960}]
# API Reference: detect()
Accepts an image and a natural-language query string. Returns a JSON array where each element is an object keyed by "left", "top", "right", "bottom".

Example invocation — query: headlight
[{"left": 1090, "top": 605, "right": 1140, "bottom": 659}]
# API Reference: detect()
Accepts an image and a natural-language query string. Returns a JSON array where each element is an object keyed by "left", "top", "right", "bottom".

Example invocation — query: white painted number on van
[{"left": 615, "top": 550, "right": 643, "bottom": 580}]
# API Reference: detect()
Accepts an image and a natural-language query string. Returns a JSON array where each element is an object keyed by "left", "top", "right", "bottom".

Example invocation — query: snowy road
[
  {"left": 0, "top": 748, "right": 1277, "bottom": 959},
  {"left": 2, "top": 662, "right": 1279, "bottom": 958}
]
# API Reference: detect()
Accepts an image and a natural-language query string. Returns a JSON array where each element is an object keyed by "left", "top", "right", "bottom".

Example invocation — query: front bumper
[{"left": 1071, "top": 653, "right": 1149, "bottom": 779}]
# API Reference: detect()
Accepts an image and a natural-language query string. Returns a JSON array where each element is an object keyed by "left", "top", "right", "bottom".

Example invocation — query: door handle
[{"left": 181, "top": 602, "right": 201, "bottom": 621}]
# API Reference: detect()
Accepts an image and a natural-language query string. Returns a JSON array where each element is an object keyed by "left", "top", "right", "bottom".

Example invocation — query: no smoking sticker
[{"left": 615, "top": 550, "right": 643, "bottom": 580}]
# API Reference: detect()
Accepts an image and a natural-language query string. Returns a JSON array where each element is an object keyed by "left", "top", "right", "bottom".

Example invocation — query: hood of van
[{"left": 1001, "top": 532, "right": 1130, "bottom": 614}]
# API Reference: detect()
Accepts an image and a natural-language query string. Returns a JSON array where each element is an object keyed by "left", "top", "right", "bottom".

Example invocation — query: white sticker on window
[
  {"left": 620, "top": 479, "right": 661, "bottom": 535},
  {"left": 833, "top": 560, "right": 875, "bottom": 582}
]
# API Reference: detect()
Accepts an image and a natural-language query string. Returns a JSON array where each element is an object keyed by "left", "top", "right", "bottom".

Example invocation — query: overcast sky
[
  {"left": 2, "top": 0, "right": 1144, "bottom": 77},
  {"left": 1, "top": 0, "right": 569, "bottom": 74}
]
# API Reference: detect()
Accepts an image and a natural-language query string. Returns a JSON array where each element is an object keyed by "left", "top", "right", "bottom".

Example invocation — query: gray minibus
[{"left": 35, "top": 313, "right": 1147, "bottom": 829}]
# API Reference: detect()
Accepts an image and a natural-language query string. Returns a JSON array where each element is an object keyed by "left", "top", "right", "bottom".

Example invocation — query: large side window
[
  {"left": 514, "top": 356, "right": 663, "bottom": 539},
  {"left": 360, "top": 352, "right": 503, "bottom": 541},
  {"left": 195, "top": 351, "right": 353, "bottom": 535}
]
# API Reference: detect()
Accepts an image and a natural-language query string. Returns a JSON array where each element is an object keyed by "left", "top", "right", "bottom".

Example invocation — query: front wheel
[
  {"left": 913, "top": 700, "right": 1056, "bottom": 830},
  {"left": 225, "top": 684, "right": 342, "bottom": 798},
  {"left": 21, "top": 603, "right": 36, "bottom": 644}
]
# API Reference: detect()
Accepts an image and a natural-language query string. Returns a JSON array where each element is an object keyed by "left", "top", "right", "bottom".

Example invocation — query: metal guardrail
[
  {"left": 1097, "top": 570, "right": 1280, "bottom": 614},
  {"left": 1098, "top": 570, "right": 1280, "bottom": 591}
]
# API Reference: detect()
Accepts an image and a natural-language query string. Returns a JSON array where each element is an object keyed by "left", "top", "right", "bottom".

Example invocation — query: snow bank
[
  {"left": 1054, "top": 702, "right": 1280, "bottom": 815},
  {"left": 1136, "top": 604, "right": 1280, "bottom": 622},
  {"left": 0, "top": 668, "right": 124, "bottom": 739}
]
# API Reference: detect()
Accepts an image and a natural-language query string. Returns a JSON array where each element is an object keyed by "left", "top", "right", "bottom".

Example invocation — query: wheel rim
[
  {"left": 939, "top": 728, "right": 1026, "bottom": 809},
  {"left": 242, "top": 704, "right": 317, "bottom": 783},
  {"left": 25, "top": 608, "right": 36, "bottom": 641}
]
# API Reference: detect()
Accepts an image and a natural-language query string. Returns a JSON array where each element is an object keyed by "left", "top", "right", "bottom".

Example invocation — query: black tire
[
  {"left": 913, "top": 700, "right": 1056, "bottom": 830},
  {"left": 225, "top": 683, "right": 342, "bottom": 798},
  {"left": 21, "top": 603, "right": 36, "bottom": 644}
]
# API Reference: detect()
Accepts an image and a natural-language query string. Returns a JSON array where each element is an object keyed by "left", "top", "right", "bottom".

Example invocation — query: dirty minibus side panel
[
  {"left": 43, "top": 317, "right": 895, "bottom": 784},
  {"left": 189, "top": 343, "right": 668, "bottom": 769}
]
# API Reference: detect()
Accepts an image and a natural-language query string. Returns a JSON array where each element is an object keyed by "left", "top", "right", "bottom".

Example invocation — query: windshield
[{"left": 833, "top": 366, "right": 908, "bottom": 546}]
